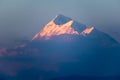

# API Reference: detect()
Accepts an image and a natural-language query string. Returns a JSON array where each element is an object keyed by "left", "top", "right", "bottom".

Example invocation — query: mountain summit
[{"left": 32, "top": 15, "right": 94, "bottom": 40}]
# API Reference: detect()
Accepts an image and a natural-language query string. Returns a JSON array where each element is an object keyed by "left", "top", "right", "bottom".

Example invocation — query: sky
[{"left": 0, "top": 0, "right": 120, "bottom": 46}]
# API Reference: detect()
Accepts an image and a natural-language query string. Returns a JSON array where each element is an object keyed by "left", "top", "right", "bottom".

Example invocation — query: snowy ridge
[{"left": 32, "top": 15, "right": 94, "bottom": 40}]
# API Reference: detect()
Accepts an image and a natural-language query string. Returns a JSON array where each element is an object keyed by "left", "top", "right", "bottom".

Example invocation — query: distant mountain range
[{"left": 0, "top": 15, "right": 120, "bottom": 80}]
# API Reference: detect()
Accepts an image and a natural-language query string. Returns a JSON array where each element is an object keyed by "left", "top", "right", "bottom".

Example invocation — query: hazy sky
[{"left": 0, "top": 0, "right": 120, "bottom": 46}]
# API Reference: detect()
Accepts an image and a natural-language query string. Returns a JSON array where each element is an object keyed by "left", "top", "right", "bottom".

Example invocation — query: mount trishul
[
  {"left": 0, "top": 15, "right": 120, "bottom": 80},
  {"left": 32, "top": 15, "right": 118, "bottom": 47}
]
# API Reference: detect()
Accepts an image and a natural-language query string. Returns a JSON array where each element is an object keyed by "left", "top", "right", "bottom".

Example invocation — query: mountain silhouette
[{"left": 0, "top": 15, "right": 120, "bottom": 80}]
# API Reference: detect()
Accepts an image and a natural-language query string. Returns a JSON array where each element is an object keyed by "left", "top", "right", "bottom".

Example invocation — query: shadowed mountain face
[{"left": 0, "top": 15, "right": 120, "bottom": 80}]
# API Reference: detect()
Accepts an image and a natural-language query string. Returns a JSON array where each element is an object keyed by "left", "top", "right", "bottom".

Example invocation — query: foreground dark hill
[
  {"left": 52, "top": 76, "right": 120, "bottom": 80},
  {"left": 0, "top": 15, "right": 120, "bottom": 80}
]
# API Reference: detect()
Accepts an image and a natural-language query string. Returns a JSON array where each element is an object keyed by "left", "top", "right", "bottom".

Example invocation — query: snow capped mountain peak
[
  {"left": 32, "top": 15, "right": 94, "bottom": 40},
  {"left": 81, "top": 27, "right": 94, "bottom": 36},
  {"left": 53, "top": 14, "right": 72, "bottom": 25},
  {"left": 32, "top": 20, "right": 79, "bottom": 40}
]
